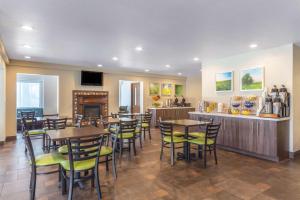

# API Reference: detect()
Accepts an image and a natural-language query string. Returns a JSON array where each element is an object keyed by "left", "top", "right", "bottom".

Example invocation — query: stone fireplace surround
[{"left": 72, "top": 90, "right": 108, "bottom": 120}]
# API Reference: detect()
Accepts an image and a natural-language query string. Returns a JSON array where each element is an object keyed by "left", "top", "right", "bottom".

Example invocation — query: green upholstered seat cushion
[
  {"left": 163, "top": 136, "right": 186, "bottom": 143},
  {"left": 100, "top": 146, "right": 113, "bottom": 156},
  {"left": 117, "top": 132, "right": 135, "bottom": 139},
  {"left": 188, "top": 138, "right": 215, "bottom": 145},
  {"left": 28, "top": 129, "right": 46, "bottom": 135},
  {"left": 104, "top": 127, "right": 117, "bottom": 133},
  {"left": 142, "top": 123, "right": 149, "bottom": 128},
  {"left": 58, "top": 145, "right": 68, "bottom": 154},
  {"left": 60, "top": 159, "right": 96, "bottom": 171},
  {"left": 188, "top": 132, "right": 205, "bottom": 138},
  {"left": 164, "top": 131, "right": 185, "bottom": 137},
  {"left": 35, "top": 153, "right": 65, "bottom": 167}
]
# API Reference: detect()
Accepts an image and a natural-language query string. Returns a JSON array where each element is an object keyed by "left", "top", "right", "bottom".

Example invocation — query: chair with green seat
[
  {"left": 188, "top": 123, "right": 221, "bottom": 168},
  {"left": 22, "top": 117, "right": 47, "bottom": 152},
  {"left": 188, "top": 117, "right": 214, "bottom": 138},
  {"left": 45, "top": 118, "right": 67, "bottom": 151},
  {"left": 158, "top": 117, "right": 185, "bottom": 137},
  {"left": 60, "top": 136, "right": 104, "bottom": 200},
  {"left": 24, "top": 131, "right": 65, "bottom": 200},
  {"left": 159, "top": 121, "right": 186, "bottom": 166},
  {"left": 141, "top": 112, "right": 152, "bottom": 140},
  {"left": 112, "top": 119, "right": 138, "bottom": 158}
]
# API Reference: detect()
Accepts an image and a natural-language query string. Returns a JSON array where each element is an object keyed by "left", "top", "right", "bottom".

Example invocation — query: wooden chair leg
[
  {"left": 133, "top": 139, "right": 137, "bottom": 156},
  {"left": 214, "top": 146, "right": 218, "bottom": 165},
  {"left": 170, "top": 143, "right": 174, "bottom": 166},
  {"left": 160, "top": 141, "right": 164, "bottom": 160},
  {"left": 30, "top": 166, "right": 36, "bottom": 200},
  {"left": 139, "top": 137, "right": 143, "bottom": 148},
  {"left": 204, "top": 146, "right": 207, "bottom": 168},
  {"left": 61, "top": 169, "right": 67, "bottom": 195},
  {"left": 105, "top": 155, "right": 109, "bottom": 172},
  {"left": 148, "top": 128, "right": 151, "bottom": 140},
  {"left": 95, "top": 167, "right": 102, "bottom": 200}
]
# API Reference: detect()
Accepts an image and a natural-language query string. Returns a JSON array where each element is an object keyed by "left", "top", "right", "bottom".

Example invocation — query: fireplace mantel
[{"left": 72, "top": 90, "right": 108, "bottom": 120}]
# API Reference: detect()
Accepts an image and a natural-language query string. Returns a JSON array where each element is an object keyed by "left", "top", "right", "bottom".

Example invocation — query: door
[{"left": 131, "top": 82, "right": 140, "bottom": 113}]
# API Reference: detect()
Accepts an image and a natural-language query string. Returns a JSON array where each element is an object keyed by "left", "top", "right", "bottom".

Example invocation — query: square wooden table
[
  {"left": 46, "top": 126, "right": 109, "bottom": 141},
  {"left": 162, "top": 119, "right": 210, "bottom": 161}
]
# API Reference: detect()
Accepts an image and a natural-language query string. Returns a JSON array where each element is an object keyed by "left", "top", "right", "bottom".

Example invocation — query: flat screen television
[{"left": 81, "top": 71, "right": 103, "bottom": 86}]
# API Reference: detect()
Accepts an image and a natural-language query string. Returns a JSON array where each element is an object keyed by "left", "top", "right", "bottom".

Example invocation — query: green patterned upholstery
[
  {"left": 35, "top": 153, "right": 65, "bottom": 167},
  {"left": 142, "top": 123, "right": 149, "bottom": 128},
  {"left": 188, "top": 138, "right": 215, "bottom": 145},
  {"left": 28, "top": 129, "right": 46, "bottom": 135},
  {"left": 188, "top": 132, "right": 205, "bottom": 138},
  {"left": 100, "top": 146, "right": 113, "bottom": 156},
  {"left": 117, "top": 132, "right": 135, "bottom": 139},
  {"left": 58, "top": 145, "right": 68, "bottom": 154},
  {"left": 60, "top": 159, "right": 96, "bottom": 171},
  {"left": 163, "top": 136, "right": 186, "bottom": 143}
]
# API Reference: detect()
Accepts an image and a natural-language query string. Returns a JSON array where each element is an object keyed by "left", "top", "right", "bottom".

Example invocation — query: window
[{"left": 17, "top": 81, "right": 44, "bottom": 108}]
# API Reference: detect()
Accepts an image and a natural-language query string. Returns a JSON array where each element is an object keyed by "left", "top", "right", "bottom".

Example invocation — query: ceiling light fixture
[
  {"left": 97, "top": 64, "right": 103, "bottom": 67},
  {"left": 178, "top": 72, "right": 182, "bottom": 76},
  {"left": 145, "top": 69, "right": 150, "bottom": 72},
  {"left": 135, "top": 46, "right": 143, "bottom": 51},
  {"left": 23, "top": 44, "right": 32, "bottom": 48},
  {"left": 21, "top": 25, "right": 33, "bottom": 31},
  {"left": 112, "top": 56, "right": 119, "bottom": 61},
  {"left": 24, "top": 56, "right": 31, "bottom": 59},
  {"left": 165, "top": 64, "right": 171, "bottom": 68},
  {"left": 249, "top": 43, "right": 258, "bottom": 49},
  {"left": 193, "top": 57, "right": 199, "bottom": 61}
]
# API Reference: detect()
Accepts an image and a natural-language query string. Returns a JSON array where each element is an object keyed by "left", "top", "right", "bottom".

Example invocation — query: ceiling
[{"left": 1, "top": 0, "right": 300, "bottom": 76}]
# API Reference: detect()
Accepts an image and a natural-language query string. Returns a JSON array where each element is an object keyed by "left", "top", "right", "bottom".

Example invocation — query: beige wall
[
  {"left": 6, "top": 61, "right": 186, "bottom": 137},
  {"left": 293, "top": 45, "right": 300, "bottom": 152},
  {"left": 0, "top": 56, "right": 6, "bottom": 141},
  {"left": 186, "top": 72, "right": 202, "bottom": 110},
  {"left": 201, "top": 44, "right": 295, "bottom": 151}
]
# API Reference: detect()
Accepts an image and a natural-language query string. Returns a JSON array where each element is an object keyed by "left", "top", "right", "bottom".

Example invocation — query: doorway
[{"left": 119, "top": 80, "right": 143, "bottom": 113}]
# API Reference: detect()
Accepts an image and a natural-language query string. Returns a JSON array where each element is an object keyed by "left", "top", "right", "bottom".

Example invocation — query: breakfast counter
[
  {"left": 189, "top": 111, "right": 290, "bottom": 162},
  {"left": 149, "top": 107, "right": 195, "bottom": 126}
]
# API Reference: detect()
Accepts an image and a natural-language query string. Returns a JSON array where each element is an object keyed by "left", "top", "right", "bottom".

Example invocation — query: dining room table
[
  {"left": 162, "top": 119, "right": 211, "bottom": 161},
  {"left": 107, "top": 117, "right": 137, "bottom": 125}
]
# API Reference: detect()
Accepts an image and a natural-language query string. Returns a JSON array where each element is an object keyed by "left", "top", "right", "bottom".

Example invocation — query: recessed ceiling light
[
  {"left": 21, "top": 25, "right": 33, "bottom": 31},
  {"left": 165, "top": 64, "right": 171, "bottom": 68},
  {"left": 145, "top": 69, "right": 150, "bottom": 72},
  {"left": 23, "top": 44, "right": 32, "bottom": 48},
  {"left": 249, "top": 43, "right": 258, "bottom": 49},
  {"left": 97, "top": 64, "right": 103, "bottom": 67},
  {"left": 178, "top": 72, "right": 182, "bottom": 76},
  {"left": 24, "top": 56, "right": 31, "bottom": 59},
  {"left": 112, "top": 56, "right": 119, "bottom": 61},
  {"left": 193, "top": 57, "right": 200, "bottom": 61},
  {"left": 135, "top": 46, "right": 143, "bottom": 51}
]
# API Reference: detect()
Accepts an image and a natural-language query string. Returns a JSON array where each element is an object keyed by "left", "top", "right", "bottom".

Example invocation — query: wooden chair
[
  {"left": 24, "top": 131, "right": 65, "bottom": 200},
  {"left": 45, "top": 118, "right": 67, "bottom": 151},
  {"left": 60, "top": 136, "right": 104, "bottom": 200},
  {"left": 141, "top": 112, "right": 152, "bottom": 140},
  {"left": 188, "top": 123, "right": 221, "bottom": 168},
  {"left": 159, "top": 120, "right": 186, "bottom": 166}
]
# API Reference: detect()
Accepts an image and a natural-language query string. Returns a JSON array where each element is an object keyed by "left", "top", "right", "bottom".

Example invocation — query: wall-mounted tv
[{"left": 81, "top": 71, "right": 103, "bottom": 86}]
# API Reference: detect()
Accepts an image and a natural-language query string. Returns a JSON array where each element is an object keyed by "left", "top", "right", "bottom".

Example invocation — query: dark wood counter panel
[
  {"left": 189, "top": 112, "right": 290, "bottom": 162},
  {"left": 149, "top": 107, "right": 195, "bottom": 127}
]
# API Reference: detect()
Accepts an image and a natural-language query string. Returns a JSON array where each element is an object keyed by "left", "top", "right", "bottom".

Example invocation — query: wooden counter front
[
  {"left": 189, "top": 112, "right": 290, "bottom": 162},
  {"left": 149, "top": 107, "right": 195, "bottom": 127}
]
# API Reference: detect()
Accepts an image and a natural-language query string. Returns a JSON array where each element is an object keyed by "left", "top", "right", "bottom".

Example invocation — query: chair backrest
[
  {"left": 46, "top": 118, "right": 67, "bottom": 130},
  {"left": 22, "top": 117, "right": 37, "bottom": 131},
  {"left": 21, "top": 111, "right": 35, "bottom": 119},
  {"left": 159, "top": 120, "right": 175, "bottom": 141},
  {"left": 111, "top": 113, "right": 119, "bottom": 119},
  {"left": 118, "top": 119, "right": 138, "bottom": 139},
  {"left": 119, "top": 106, "right": 128, "bottom": 113},
  {"left": 199, "top": 117, "right": 214, "bottom": 124},
  {"left": 24, "top": 131, "right": 36, "bottom": 166},
  {"left": 205, "top": 123, "right": 221, "bottom": 144},
  {"left": 142, "top": 112, "right": 152, "bottom": 124},
  {"left": 66, "top": 136, "right": 104, "bottom": 171}
]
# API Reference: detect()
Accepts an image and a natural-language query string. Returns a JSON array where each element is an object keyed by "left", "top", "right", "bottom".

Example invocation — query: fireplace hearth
[{"left": 73, "top": 90, "right": 108, "bottom": 121}]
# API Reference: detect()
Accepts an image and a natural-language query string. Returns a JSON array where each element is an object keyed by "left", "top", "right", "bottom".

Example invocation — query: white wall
[
  {"left": 201, "top": 44, "right": 295, "bottom": 151},
  {"left": 0, "top": 56, "right": 6, "bottom": 141}
]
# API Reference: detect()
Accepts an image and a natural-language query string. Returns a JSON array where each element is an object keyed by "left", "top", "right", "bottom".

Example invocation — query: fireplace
[
  {"left": 73, "top": 90, "right": 109, "bottom": 121},
  {"left": 83, "top": 105, "right": 101, "bottom": 118}
]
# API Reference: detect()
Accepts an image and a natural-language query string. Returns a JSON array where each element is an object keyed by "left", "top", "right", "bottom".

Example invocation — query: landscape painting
[
  {"left": 175, "top": 85, "right": 184, "bottom": 96},
  {"left": 240, "top": 67, "right": 264, "bottom": 91},
  {"left": 161, "top": 83, "right": 172, "bottom": 96},
  {"left": 215, "top": 71, "right": 233, "bottom": 92},
  {"left": 149, "top": 83, "right": 160, "bottom": 95}
]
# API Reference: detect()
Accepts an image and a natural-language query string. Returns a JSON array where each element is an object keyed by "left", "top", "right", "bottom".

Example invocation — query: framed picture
[
  {"left": 175, "top": 84, "right": 184, "bottom": 96},
  {"left": 161, "top": 83, "right": 172, "bottom": 96},
  {"left": 149, "top": 83, "right": 160, "bottom": 95},
  {"left": 215, "top": 71, "right": 233, "bottom": 92},
  {"left": 240, "top": 67, "right": 264, "bottom": 91}
]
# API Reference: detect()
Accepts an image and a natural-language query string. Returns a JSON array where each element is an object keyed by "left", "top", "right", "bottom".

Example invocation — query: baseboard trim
[
  {"left": 5, "top": 136, "right": 16, "bottom": 142},
  {"left": 289, "top": 150, "right": 300, "bottom": 159}
]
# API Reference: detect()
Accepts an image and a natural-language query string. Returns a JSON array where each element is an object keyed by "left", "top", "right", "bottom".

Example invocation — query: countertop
[
  {"left": 189, "top": 111, "right": 290, "bottom": 122},
  {"left": 149, "top": 107, "right": 194, "bottom": 110}
]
